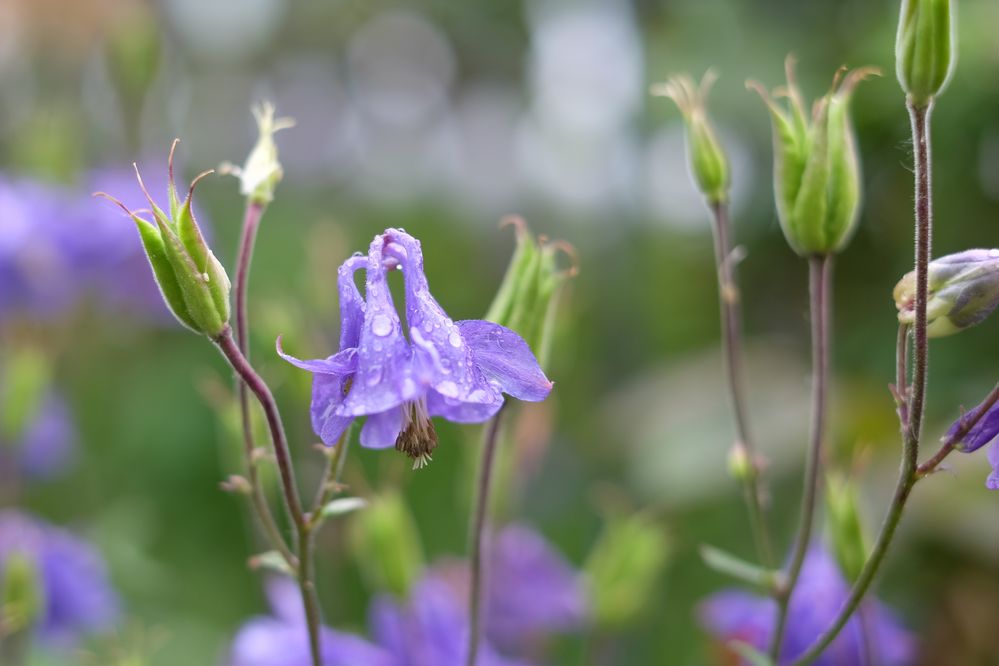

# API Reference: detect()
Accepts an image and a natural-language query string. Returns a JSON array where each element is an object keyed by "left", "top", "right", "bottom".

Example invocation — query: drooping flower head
[
  {"left": 279, "top": 229, "right": 553, "bottom": 468},
  {"left": 700, "top": 546, "right": 914, "bottom": 665},
  {"left": 228, "top": 578, "right": 392, "bottom": 666},
  {"left": 894, "top": 249, "right": 999, "bottom": 337},
  {"left": 0, "top": 510, "right": 119, "bottom": 648},
  {"left": 946, "top": 393, "right": 999, "bottom": 489}
]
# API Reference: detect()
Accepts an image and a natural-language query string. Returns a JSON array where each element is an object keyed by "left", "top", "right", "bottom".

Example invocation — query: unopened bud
[
  {"left": 225, "top": 102, "right": 295, "bottom": 205},
  {"left": 749, "top": 58, "right": 878, "bottom": 257},
  {"left": 727, "top": 442, "right": 755, "bottom": 482},
  {"left": 97, "top": 141, "right": 231, "bottom": 337},
  {"left": 896, "top": 0, "right": 956, "bottom": 108},
  {"left": 350, "top": 493, "right": 424, "bottom": 598},
  {"left": 220, "top": 475, "right": 252, "bottom": 495},
  {"left": 894, "top": 249, "right": 999, "bottom": 337},
  {"left": 824, "top": 474, "right": 869, "bottom": 582},
  {"left": 651, "top": 71, "right": 730, "bottom": 205},
  {"left": 484, "top": 217, "right": 577, "bottom": 369}
]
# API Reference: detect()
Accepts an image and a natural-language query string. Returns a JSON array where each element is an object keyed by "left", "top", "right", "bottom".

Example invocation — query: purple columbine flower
[
  {"left": 1, "top": 390, "right": 78, "bottom": 481},
  {"left": 700, "top": 546, "right": 914, "bottom": 665},
  {"left": 430, "top": 524, "right": 587, "bottom": 655},
  {"left": 279, "top": 229, "right": 552, "bottom": 467},
  {"left": 370, "top": 578, "right": 531, "bottom": 666},
  {"left": 946, "top": 395, "right": 999, "bottom": 489},
  {"left": 0, "top": 510, "right": 119, "bottom": 648},
  {"left": 229, "top": 578, "right": 393, "bottom": 666}
]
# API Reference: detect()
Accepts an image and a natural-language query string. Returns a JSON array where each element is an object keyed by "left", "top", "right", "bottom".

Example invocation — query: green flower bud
[
  {"left": 222, "top": 102, "right": 295, "bottom": 205},
  {"left": 97, "top": 141, "right": 231, "bottom": 337},
  {"left": 824, "top": 473, "right": 869, "bottom": 582},
  {"left": 484, "top": 217, "right": 577, "bottom": 369},
  {"left": 749, "top": 59, "right": 878, "bottom": 257},
  {"left": 584, "top": 512, "right": 669, "bottom": 630},
  {"left": 1, "top": 552, "right": 45, "bottom": 635},
  {"left": 0, "top": 348, "right": 50, "bottom": 443},
  {"left": 896, "top": 0, "right": 956, "bottom": 108},
  {"left": 651, "top": 70, "right": 730, "bottom": 205},
  {"left": 350, "top": 492, "right": 424, "bottom": 598},
  {"left": 894, "top": 249, "right": 999, "bottom": 337}
]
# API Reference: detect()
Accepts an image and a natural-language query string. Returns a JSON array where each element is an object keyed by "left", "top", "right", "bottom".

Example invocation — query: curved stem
[
  {"left": 465, "top": 407, "right": 506, "bottom": 666},
  {"left": 709, "top": 202, "right": 775, "bottom": 568},
  {"left": 787, "top": 100, "right": 935, "bottom": 666},
  {"left": 214, "top": 329, "right": 323, "bottom": 666},
  {"left": 769, "top": 254, "right": 832, "bottom": 660},
  {"left": 234, "top": 201, "right": 297, "bottom": 567}
]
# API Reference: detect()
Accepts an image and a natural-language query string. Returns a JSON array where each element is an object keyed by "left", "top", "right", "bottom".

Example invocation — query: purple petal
[
  {"left": 426, "top": 387, "right": 503, "bottom": 424},
  {"left": 360, "top": 406, "right": 404, "bottom": 449},
  {"left": 277, "top": 340, "right": 358, "bottom": 376},
  {"left": 310, "top": 375, "right": 355, "bottom": 446},
  {"left": 947, "top": 396, "right": 999, "bottom": 453},
  {"left": 17, "top": 391, "right": 77, "bottom": 480},
  {"left": 338, "top": 237, "right": 418, "bottom": 417},
  {"left": 383, "top": 230, "right": 489, "bottom": 403},
  {"left": 457, "top": 320, "right": 553, "bottom": 402},
  {"left": 336, "top": 254, "right": 367, "bottom": 350},
  {"left": 987, "top": 443, "right": 999, "bottom": 490}
]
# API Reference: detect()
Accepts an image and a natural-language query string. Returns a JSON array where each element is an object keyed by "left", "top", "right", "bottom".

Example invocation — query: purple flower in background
[
  {"left": 370, "top": 578, "right": 530, "bottom": 666},
  {"left": 700, "top": 547, "right": 913, "bottom": 666},
  {"left": 0, "top": 510, "right": 119, "bottom": 647},
  {"left": 279, "top": 229, "right": 552, "bottom": 467},
  {"left": 431, "top": 524, "right": 587, "bottom": 654},
  {"left": 229, "top": 578, "right": 392, "bottom": 666},
  {"left": 946, "top": 395, "right": 999, "bottom": 489},
  {"left": 1, "top": 390, "right": 78, "bottom": 480}
]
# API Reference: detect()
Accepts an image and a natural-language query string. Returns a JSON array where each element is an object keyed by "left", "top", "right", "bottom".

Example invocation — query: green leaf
[
  {"left": 249, "top": 550, "right": 295, "bottom": 577},
  {"left": 320, "top": 497, "right": 368, "bottom": 519},
  {"left": 700, "top": 544, "right": 781, "bottom": 593}
]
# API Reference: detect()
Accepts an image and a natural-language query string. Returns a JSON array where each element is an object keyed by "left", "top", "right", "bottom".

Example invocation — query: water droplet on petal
[
  {"left": 423, "top": 321, "right": 434, "bottom": 333},
  {"left": 437, "top": 380, "right": 458, "bottom": 397},
  {"left": 371, "top": 314, "right": 392, "bottom": 337},
  {"left": 366, "top": 365, "right": 383, "bottom": 387},
  {"left": 448, "top": 330, "right": 462, "bottom": 348}
]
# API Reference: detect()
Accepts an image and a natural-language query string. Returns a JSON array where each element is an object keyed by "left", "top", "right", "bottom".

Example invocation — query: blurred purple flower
[
  {"left": 699, "top": 547, "right": 914, "bottom": 666},
  {"left": 370, "top": 578, "right": 530, "bottom": 666},
  {"left": 431, "top": 524, "right": 587, "bottom": 654},
  {"left": 0, "top": 167, "right": 197, "bottom": 324},
  {"left": 2, "top": 390, "right": 78, "bottom": 480},
  {"left": 946, "top": 395, "right": 999, "bottom": 489},
  {"left": 279, "top": 228, "right": 552, "bottom": 467},
  {"left": 0, "top": 177, "right": 80, "bottom": 318},
  {"left": 0, "top": 510, "right": 119, "bottom": 647},
  {"left": 229, "top": 578, "right": 393, "bottom": 666}
]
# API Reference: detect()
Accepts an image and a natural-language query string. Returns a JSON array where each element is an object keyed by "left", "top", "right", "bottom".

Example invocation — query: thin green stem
[
  {"left": 214, "top": 328, "right": 322, "bottom": 666},
  {"left": 769, "top": 254, "right": 832, "bottom": 660},
  {"left": 708, "top": 201, "right": 775, "bottom": 569},
  {"left": 465, "top": 407, "right": 506, "bottom": 666},
  {"left": 309, "top": 427, "right": 353, "bottom": 530},
  {"left": 234, "top": 200, "right": 297, "bottom": 568},
  {"left": 787, "top": 100, "right": 935, "bottom": 666}
]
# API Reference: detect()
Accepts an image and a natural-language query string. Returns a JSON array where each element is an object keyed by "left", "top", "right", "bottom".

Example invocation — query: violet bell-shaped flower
[
  {"left": 279, "top": 229, "right": 553, "bottom": 468},
  {"left": 946, "top": 394, "right": 999, "bottom": 489}
]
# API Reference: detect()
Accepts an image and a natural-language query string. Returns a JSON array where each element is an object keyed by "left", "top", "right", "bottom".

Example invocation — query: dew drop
[
  {"left": 437, "top": 380, "right": 458, "bottom": 397},
  {"left": 423, "top": 321, "right": 434, "bottom": 333},
  {"left": 448, "top": 330, "right": 462, "bottom": 348},
  {"left": 366, "top": 365, "right": 383, "bottom": 387},
  {"left": 371, "top": 314, "right": 392, "bottom": 337}
]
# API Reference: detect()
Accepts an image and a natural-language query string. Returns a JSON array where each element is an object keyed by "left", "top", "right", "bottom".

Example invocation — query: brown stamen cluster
[{"left": 395, "top": 400, "right": 438, "bottom": 469}]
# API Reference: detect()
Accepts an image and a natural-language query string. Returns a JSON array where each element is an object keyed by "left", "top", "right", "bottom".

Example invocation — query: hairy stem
[
  {"left": 769, "top": 254, "right": 833, "bottom": 660},
  {"left": 214, "top": 329, "right": 323, "bottom": 666},
  {"left": 465, "top": 407, "right": 506, "bottom": 666},
  {"left": 787, "top": 100, "right": 935, "bottom": 666},
  {"left": 709, "top": 202, "right": 775, "bottom": 568},
  {"left": 234, "top": 200, "right": 297, "bottom": 567}
]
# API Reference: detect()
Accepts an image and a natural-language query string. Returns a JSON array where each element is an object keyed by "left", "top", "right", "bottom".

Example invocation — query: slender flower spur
[
  {"left": 278, "top": 229, "right": 553, "bottom": 469},
  {"left": 700, "top": 546, "right": 913, "bottom": 666},
  {"left": 946, "top": 395, "right": 999, "bottom": 489}
]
